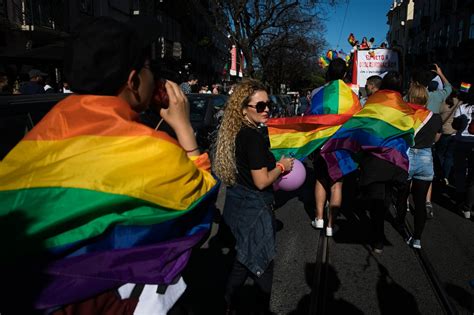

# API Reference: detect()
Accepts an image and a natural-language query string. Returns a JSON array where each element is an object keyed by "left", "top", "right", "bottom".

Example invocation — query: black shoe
[{"left": 426, "top": 202, "right": 434, "bottom": 219}]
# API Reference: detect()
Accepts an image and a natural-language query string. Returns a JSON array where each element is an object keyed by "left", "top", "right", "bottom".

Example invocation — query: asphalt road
[{"left": 173, "top": 162, "right": 474, "bottom": 314}]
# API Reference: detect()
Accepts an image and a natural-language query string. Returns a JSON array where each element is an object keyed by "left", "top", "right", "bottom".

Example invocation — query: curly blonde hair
[{"left": 212, "top": 79, "right": 267, "bottom": 186}]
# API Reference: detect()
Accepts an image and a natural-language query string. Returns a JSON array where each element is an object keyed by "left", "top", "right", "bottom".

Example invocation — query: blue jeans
[{"left": 408, "top": 148, "right": 434, "bottom": 181}]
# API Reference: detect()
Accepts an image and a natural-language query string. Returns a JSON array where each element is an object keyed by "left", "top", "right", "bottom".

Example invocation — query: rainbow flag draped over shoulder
[
  {"left": 268, "top": 80, "right": 361, "bottom": 160},
  {"left": 321, "top": 90, "right": 432, "bottom": 181},
  {"left": 0, "top": 95, "right": 218, "bottom": 309}
]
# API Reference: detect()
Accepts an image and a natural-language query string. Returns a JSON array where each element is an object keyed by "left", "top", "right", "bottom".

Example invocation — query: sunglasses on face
[{"left": 247, "top": 101, "right": 273, "bottom": 113}]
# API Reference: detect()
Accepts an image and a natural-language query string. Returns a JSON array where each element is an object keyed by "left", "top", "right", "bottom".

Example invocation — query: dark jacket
[{"left": 223, "top": 183, "right": 275, "bottom": 277}]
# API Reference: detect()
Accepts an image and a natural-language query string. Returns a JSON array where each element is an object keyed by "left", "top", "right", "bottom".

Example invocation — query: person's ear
[{"left": 126, "top": 70, "right": 140, "bottom": 92}]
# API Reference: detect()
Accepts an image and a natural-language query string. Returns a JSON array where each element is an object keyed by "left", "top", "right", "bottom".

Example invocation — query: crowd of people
[{"left": 0, "top": 15, "right": 473, "bottom": 315}]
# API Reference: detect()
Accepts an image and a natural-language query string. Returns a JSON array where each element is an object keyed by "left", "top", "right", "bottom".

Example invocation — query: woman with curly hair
[{"left": 213, "top": 79, "right": 294, "bottom": 313}]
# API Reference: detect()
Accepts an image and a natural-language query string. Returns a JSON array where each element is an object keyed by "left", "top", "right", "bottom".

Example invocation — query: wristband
[
  {"left": 276, "top": 162, "right": 286, "bottom": 173},
  {"left": 184, "top": 147, "right": 199, "bottom": 153}
]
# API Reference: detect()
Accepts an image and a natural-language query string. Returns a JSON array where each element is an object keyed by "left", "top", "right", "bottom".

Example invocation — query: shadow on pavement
[
  {"left": 173, "top": 220, "right": 275, "bottom": 314},
  {"left": 376, "top": 263, "right": 421, "bottom": 315},
  {"left": 288, "top": 263, "right": 363, "bottom": 314},
  {"left": 445, "top": 283, "right": 472, "bottom": 312}
]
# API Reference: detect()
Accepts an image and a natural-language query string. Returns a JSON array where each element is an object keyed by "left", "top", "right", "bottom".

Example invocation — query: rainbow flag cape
[
  {"left": 320, "top": 90, "right": 432, "bottom": 181},
  {"left": 268, "top": 80, "right": 361, "bottom": 160},
  {"left": 0, "top": 95, "right": 218, "bottom": 309}
]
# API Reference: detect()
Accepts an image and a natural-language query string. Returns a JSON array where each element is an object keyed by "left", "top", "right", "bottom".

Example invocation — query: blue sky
[{"left": 322, "top": 0, "right": 393, "bottom": 53}]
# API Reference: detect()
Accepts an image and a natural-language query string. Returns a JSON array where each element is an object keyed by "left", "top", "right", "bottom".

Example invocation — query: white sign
[{"left": 355, "top": 49, "right": 399, "bottom": 88}]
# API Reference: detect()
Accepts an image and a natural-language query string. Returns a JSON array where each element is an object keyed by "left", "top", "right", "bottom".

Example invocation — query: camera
[{"left": 152, "top": 78, "right": 169, "bottom": 110}]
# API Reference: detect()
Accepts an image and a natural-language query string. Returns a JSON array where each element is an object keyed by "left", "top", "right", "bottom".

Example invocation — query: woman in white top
[{"left": 452, "top": 87, "right": 474, "bottom": 219}]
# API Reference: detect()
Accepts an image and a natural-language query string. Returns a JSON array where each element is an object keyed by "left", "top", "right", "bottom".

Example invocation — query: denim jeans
[{"left": 408, "top": 148, "right": 434, "bottom": 181}]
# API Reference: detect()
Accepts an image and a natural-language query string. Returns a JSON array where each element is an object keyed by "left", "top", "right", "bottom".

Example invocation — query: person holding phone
[
  {"left": 213, "top": 79, "right": 294, "bottom": 313},
  {"left": 0, "top": 16, "right": 217, "bottom": 314}
]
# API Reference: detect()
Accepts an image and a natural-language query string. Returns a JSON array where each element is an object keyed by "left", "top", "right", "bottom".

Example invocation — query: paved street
[{"left": 175, "top": 162, "right": 474, "bottom": 314}]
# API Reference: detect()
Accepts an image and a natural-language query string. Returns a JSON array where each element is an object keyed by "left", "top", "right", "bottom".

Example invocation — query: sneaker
[
  {"left": 311, "top": 219, "right": 324, "bottom": 229},
  {"left": 426, "top": 202, "right": 434, "bottom": 219},
  {"left": 326, "top": 227, "right": 333, "bottom": 237},
  {"left": 411, "top": 239, "right": 421, "bottom": 249},
  {"left": 462, "top": 210, "right": 471, "bottom": 219},
  {"left": 406, "top": 237, "right": 422, "bottom": 249},
  {"left": 372, "top": 242, "right": 383, "bottom": 254}
]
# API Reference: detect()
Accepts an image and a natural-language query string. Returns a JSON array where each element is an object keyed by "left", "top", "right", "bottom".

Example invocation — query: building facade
[
  {"left": 387, "top": 0, "right": 474, "bottom": 86},
  {"left": 0, "top": 0, "right": 227, "bottom": 90}
]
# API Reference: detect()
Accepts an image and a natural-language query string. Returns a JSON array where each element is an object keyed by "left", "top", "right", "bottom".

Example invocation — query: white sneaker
[
  {"left": 326, "top": 227, "right": 333, "bottom": 237},
  {"left": 311, "top": 219, "right": 324, "bottom": 229},
  {"left": 462, "top": 210, "right": 471, "bottom": 219}
]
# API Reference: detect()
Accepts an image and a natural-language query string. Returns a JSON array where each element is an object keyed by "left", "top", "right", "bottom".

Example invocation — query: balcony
[{"left": 8, "top": 0, "right": 66, "bottom": 33}]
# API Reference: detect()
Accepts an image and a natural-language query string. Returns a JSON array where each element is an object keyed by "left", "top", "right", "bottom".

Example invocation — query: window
[
  {"left": 80, "top": 0, "right": 93, "bottom": 15},
  {"left": 446, "top": 24, "right": 450, "bottom": 47},
  {"left": 0, "top": 0, "right": 6, "bottom": 18},
  {"left": 470, "top": 14, "right": 474, "bottom": 39},
  {"left": 457, "top": 20, "right": 463, "bottom": 46}
]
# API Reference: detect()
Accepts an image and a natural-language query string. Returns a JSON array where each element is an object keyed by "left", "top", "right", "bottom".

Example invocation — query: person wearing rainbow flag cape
[
  {"left": 320, "top": 71, "right": 432, "bottom": 254},
  {"left": 0, "top": 17, "right": 217, "bottom": 313},
  {"left": 267, "top": 58, "right": 361, "bottom": 237}
]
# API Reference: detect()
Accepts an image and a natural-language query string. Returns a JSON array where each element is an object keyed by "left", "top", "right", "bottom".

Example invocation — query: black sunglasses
[{"left": 247, "top": 101, "right": 273, "bottom": 113}]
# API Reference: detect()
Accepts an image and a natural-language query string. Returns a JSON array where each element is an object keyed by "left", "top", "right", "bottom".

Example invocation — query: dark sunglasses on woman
[{"left": 247, "top": 101, "right": 273, "bottom": 113}]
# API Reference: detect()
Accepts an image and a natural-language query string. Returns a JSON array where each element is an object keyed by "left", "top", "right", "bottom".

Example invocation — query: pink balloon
[{"left": 273, "top": 159, "right": 306, "bottom": 192}]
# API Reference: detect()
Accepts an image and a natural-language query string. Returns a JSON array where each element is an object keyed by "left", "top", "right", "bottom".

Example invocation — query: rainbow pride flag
[
  {"left": 460, "top": 82, "right": 471, "bottom": 93},
  {"left": 318, "top": 56, "right": 330, "bottom": 68},
  {"left": 0, "top": 95, "right": 218, "bottom": 309},
  {"left": 321, "top": 90, "right": 432, "bottom": 181},
  {"left": 268, "top": 80, "right": 361, "bottom": 160},
  {"left": 348, "top": 33, "right": 356, "bottom": 46}
]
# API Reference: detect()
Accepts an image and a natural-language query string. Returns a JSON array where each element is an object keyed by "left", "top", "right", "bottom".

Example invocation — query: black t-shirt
[
  {"left": 413, "top": 114, "right": 442, "bottom": 148},
  {"left": 235, "top": 125, "right": 276, "bottom": 191}
]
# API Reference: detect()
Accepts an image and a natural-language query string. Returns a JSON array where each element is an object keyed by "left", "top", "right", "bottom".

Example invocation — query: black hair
[
  {"left": 411, "top": 67, "right": 436, "bottom": 87},
  {"left": 366, "top": 75, "right": 382, "bottom": 89},
  {"left": 325, "top": 58, "right": 347, "bottom": 82},
  {"left": 380, "top": 71, "right": 403, "bottom": 94}
]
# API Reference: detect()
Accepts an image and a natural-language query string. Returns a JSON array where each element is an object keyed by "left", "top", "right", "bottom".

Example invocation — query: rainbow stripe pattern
[
  {"left": 0, "top": 95, "right": 218, "bottom": 309},
  {"left": 460, "top": 82, "right": 471, "bottom": 93},
  {"left": 321, "top": 90, "right": 432, "bottom": 181},
  {"left": 268, "top": 80, "right": 361, "bottom": 160}
]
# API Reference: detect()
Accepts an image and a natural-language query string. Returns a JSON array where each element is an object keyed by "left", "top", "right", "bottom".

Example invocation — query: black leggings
[
  {"left": 396, "top": 179, "right": 431, "bottom": 239},
  {"left": 225, "top": 259, "right": 274, "bottom": 309}
]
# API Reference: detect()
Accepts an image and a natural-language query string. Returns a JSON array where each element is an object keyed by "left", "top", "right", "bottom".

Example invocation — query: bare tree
[{"left": 209, "top": 0, "right": 338, "bottom": 77}]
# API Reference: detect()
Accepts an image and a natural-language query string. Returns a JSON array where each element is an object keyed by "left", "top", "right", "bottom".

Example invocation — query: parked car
[
  {"left": 188, "top": 93, "right": 227, "bottom": 150},
  {"left": 0, "top": 93, "right": 67, "bottom": 159},
  {"left": 141, "top": 93, "right": 228, "bottom": 150}
]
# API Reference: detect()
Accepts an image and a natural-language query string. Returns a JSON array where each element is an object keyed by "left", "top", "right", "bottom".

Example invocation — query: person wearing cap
[
  {"left": 19, "top": 69, "right": 47, "bottom": 95},
  {"left": 0, "top": 16, "right": 216, "bottom": 314}
]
